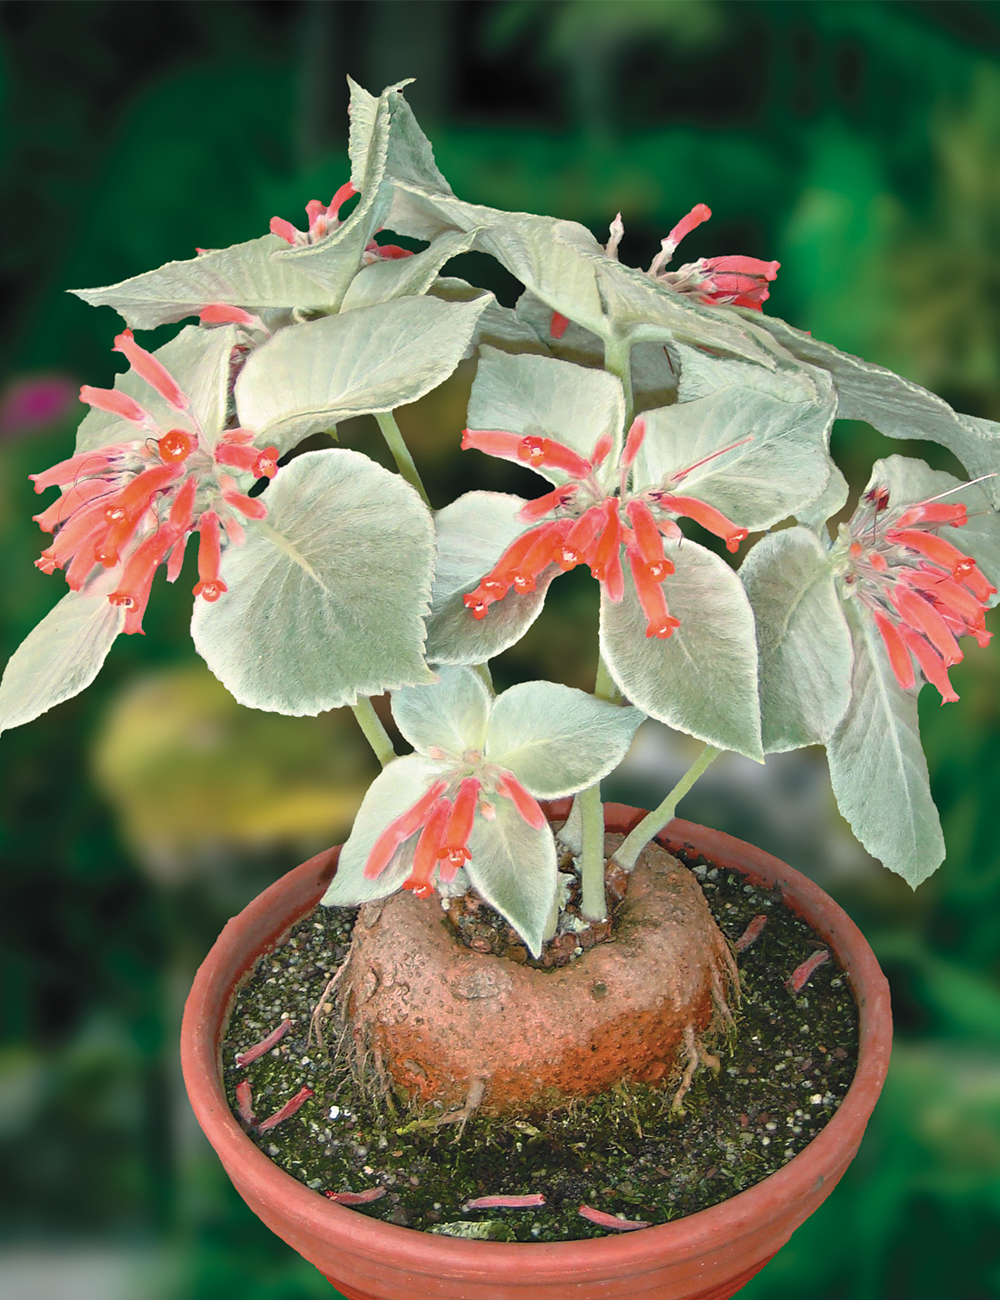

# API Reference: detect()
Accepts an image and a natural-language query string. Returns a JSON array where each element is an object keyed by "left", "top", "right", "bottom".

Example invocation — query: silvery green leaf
[
  {"left": 467, "top": 348, "right": 625, "bottom": 482},
  {"left": 339, "top": 229, "right": 480, "bottom": 312},
  {"left": 424, "top": 492, "right": 555, "bottom": 665},
  {"left": 600, "top": 539, "right": 763, "bottom": 760},
  {"left": 634, "top": 381, "right": 836, "bottom": 532},
  {"left": 234, "top": 295, "right": 490, "bottom": 453},
  {"left": 465, "top": 798, "right": 558, "bottom": 957},
  {"left": 0, "top": 590, "right": 124, "bottom": 734},
  {"left": 674, "top": 338, "right": 817, "bottom": 405},
  {"left": 826, "top": 602, "right": 944, "bottom": 886},
  {"left": 485, "top": 682, "right": 643, "bottom": 798},
  {"left": 321, "top": 754, "right": 443, "bottom": 906},
  {"left": 192, "top": 449, "right": 435, "bottom": 714},
  {"left": 75, "top": 325, "right": 238, "bottom": 454},
  {"left": 796, "top": 464, "right": 850, "bottom": 535},
  {"left": 740, "top": 527, "right": 853, "bottom": 753},
  {"left": 593, "top": 259, "right": 783, "bottom": 364},
  {"left": 747, "top": 312, "right": 1000, "bottom": 509},
  {"left": 391, "top": 665, "right": 491, "bottom": 760},
  {"left": 70, "top": 237, "right": 334, "bottom": 331},
  {"left": 380, "top": 84, "right": 455, "bottom": 197},
  {"left": 866, "top": 455, "right": 1000, "bottom": 597}
]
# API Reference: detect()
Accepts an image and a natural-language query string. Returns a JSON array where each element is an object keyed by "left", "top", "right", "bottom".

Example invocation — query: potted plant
[{"left": 1, "top": 79, "right": 996, "bottom": 1299}]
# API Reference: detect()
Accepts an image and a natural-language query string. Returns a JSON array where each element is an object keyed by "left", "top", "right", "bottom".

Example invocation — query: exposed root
[
  {"left": 671, "top": 1025, "right": 722, "bottom": 1114},
  {"left": 671, "top": 1025, "right": 700, "bottom": 1113},
  {"left": 307, "top": 957, "right": 351, "bottom": 1053},
  {"left": 395, "top": 1077, "right": 487, "bottom": 1141}
]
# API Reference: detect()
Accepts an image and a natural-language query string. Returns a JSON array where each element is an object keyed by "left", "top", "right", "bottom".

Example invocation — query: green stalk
[
  {"left": 612, "top": 743, "right": 721, "bottom": 872},
  {"left": 578, "top": 783, "right": 607, "bottom": 921},
  {"left": 350, "top": 697, "right": 397, "bottom": 768},
  {"left": 593, "top": 652, "right": 620, "bottom": 704},
  {"left": 374, "top": 410, "right": 431, "bottom": 508},
  {"left": 603, "top": 335, "right": 634, "bottom": 431}
]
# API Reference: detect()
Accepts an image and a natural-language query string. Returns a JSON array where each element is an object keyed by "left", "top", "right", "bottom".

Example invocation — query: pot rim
[{"left": 181, "top": 801, "right": 891, "bottom": 1274}]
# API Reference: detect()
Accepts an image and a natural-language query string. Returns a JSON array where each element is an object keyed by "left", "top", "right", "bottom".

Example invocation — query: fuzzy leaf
[
  {"left": 600, "top": 539, "right": 763, "bottom": 759},
  {"left": 191, "top": 449, "right": 435, "bottom": 715},
  {"left": 467, "top": 348, "right": 625, "bottom": 482},
  {"left": 320, "top": 754, "right": 443, "bottom": 906},
  {"left": 339, "top": 229, "right": 480, "bottom": 312},
  {"left": 70, "top": 237, "right": 334, "bottom": 331},
  {"left": 796, "top": 464, "right": 850, "bottom": 535},
  {"left": 234, "top": 295, "right": 490, "bottom": 453},
  {"left": 740, "top": 527, "right": 853, "bottom": 753},
  {"left": 465, "top": 798, "right": 558, "bottom": 958},
  {"left": 75, "top": 325, "right": 237, "bottom": 454},
  {"left": 826, "top": 603, "right": 944, "bottom": 886},
  {"left": 424, "top": 492, "right": 555, "bottom": 664},
  {"left": 747, "top": 312, "right": 1000, "bottom": 509},
  {"left": 485, "top": 682, "right": 643, "bottom": 798},
  {"left": 390, "top": 665, "right": 491, "bottom": 760},
  {"left": 635, "top": 382, "right": 836, "bottom": 532},
  {"left": 0, "top": 590, "right": 124, "bottom": 734}
]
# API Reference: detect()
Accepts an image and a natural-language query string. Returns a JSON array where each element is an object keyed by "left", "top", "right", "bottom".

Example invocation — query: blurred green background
[{"left": 2, "top": 2, "right": 999, "bottom": 1297}]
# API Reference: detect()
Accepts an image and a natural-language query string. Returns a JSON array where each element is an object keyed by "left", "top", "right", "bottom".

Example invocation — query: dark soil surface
[{"left": 221, "top": 838, "right": 859, "bottom": 1242}]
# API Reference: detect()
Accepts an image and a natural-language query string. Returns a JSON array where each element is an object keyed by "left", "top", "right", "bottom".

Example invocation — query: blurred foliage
[{"left": 2, "top": 2, "right": 1000, "bottom": 1298}]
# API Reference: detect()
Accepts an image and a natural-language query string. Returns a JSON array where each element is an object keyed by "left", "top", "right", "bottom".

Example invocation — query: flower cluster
[
  {"left": 269, "top": 181, "right": 413, "bottom": 264},
  {"left": 364, "top": 767, "right": 544, "bottom": 899},
  {"left": 31, "top": 330, "right": 277, "bottom": 634},
  {"left": 840, "top": 487, "right": 996, "bottom": 702},
  {"left": 647, "top": 202, "right": 780, "bottom": 311},
  {"left": 461, "top": 418, "right": 749, "bottom": 639}
]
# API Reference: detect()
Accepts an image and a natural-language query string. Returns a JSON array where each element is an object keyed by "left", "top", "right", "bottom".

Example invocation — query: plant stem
[
  {"left": 603, "top": 335, "right": 634, "bottom": 431},
  {"left": 612, "top": 743, "right": 722, "bottom": 871},
  {"left": 578, "top": 783, "right": 607, "bottom": 921},
  {"left": 351, "top": 698, "right": 396, "bottom": 767},
  {"left": 374, "top": 410, "right": 431, "bottom": 508},
  {"left": 593, "top": 652, "right": 620, "bottom": 704}
]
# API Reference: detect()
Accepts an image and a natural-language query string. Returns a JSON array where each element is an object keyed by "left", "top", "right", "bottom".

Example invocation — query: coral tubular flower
[
  {"left": 199, "top": 303, "right": 260, "bottom": 328},
  {"left": 113, "top": 330, "right": 188, "bottom": 411},
  {"left": 30, "top": 337, "right": 280, "bottom": 633},
  {"left": 839, "top": 484, "right": 995, "bottom": 703},
  {"left": 647, "top": 202, "right": 779, "bottom": 311},
  {"left": 462, "top": 429, "right": 593, "bottom": 480},
  {"left": 404, "top": 797, "right": 453, "bottom": 897},
  {"left": 363, "top": 780, "right": 450, "bottom": 880},
  {"left": 550, "top": 311, "right": 570, "bottom": 339},
  {"left": 655, "top": 493, "right": 749, "bottom": 552},
  {"left": 495, "top": 773, "right": 546, "bottom": 829},
  {"left": 437, "top": 777, "right": 480, "bottom": 877},
  {"left": 270, "top": 181, "right": 357, "bottom": 246}
]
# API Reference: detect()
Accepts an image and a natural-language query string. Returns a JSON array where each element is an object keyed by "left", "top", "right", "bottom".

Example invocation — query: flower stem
[
  {"left": 594, "top": 652, "right": 621, "bottom": 704},
  {"left": 374, "top": 410, "right": 431, "bottom": 508},
  {"left": 350, "top": 697, "right": 396, "bottom": 767},
  {"left": 612, "top": 743, "right": 721, "bottom": 871},
  {"left": 578, "top": 782, "right": 607, "bottom": 921},
  {"left": 603, "top": 336, "right": 634, "bottom": 432}
]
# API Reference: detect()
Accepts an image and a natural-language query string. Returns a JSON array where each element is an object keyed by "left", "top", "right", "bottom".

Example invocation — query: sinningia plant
[{"left": 2, "top": 79, "right": 999, "bottom": 957}]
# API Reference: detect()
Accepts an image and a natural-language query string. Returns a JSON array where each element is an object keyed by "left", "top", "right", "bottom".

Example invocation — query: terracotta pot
[{"left": 181, "top": 803, "right": 892, "bottom": 1300}]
